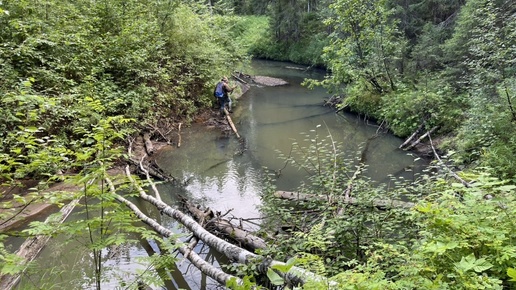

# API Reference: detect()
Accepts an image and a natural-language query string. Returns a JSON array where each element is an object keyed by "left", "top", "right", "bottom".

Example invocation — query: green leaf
[
  {"left": 454, "top": 254, "right": 493, "bottom": 273},
  {"left": 267, "top": 269, "right": 284, "bottom": 286},
  {"left": 454, "top": 254, "right": 476, "bottom": 272},
  {"left": 507, "top": 268, "right": 516, "bottom": 282},
  {"left": 472, "top": 258, "right": 493, "bottom": 273}
]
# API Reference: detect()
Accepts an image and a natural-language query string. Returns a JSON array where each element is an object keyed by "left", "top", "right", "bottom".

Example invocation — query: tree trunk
[
  {"left": 109, "top": 184, "right": 243, "bottom": 287},
  {"left": 122, "top": 165, "right": 328, "bottom": 286},
  {"left": 399, "top": 122, "right": 424, "bottom": 149},
  {"left": 403, "top": 126, "right": 438, "bottom": 150},
  {"left": 274, "top": 190, "right": 415, "bottom": 209},
  {"left": 224, "top": 108, "right": 240, "bottom": 139},
  {"left": 184, "top": 200, "right": 267, "bottom": 250}
]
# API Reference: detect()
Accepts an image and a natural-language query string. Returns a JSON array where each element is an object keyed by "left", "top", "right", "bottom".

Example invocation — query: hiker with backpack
[{"left": 214, "top": 76, "right": 236, "bottom": 115}]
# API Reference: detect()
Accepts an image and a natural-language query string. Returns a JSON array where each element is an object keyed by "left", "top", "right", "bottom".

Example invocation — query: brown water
[{"left": 13, "top": 59, "right": 427, "bottom": 290}]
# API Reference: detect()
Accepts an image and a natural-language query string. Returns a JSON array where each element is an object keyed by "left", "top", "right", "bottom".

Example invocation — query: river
[{"left": 14, "top": 60, "right": 427, "bottom": 290}]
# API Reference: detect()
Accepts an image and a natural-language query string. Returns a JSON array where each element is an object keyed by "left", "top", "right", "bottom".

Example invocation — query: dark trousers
[{"left": 217, "top": 96, "right": 232, "bottom": 114}]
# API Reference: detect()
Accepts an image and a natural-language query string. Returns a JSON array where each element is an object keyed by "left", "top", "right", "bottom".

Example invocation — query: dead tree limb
[
  {"left": 139, "top": 156, "right": 162, "bottom": 201},
  {"left": 105, "top": 177, "right": 243, "bottom": 287},
  {"left": 344, "top": 164, "right": 364, "bottom": 200},
  {"left": 224, "top": 108, "right": 240, "bottom": 139},
  {"left": 231, "top": 73, "right": 248, "bottom": 84},
  {"left": 184, "top": 200, "right": 267, "bottom": 251},
  {"left": 127, "top": 142, "right": 175, "bottom": 182},
  {"left": 143, "top": 133, "right": 155, "bottom": 155},
  {"left": 399, "top": 123, "right": 425, "bottom": 149},
  {"left": 403, "top": 126, "right": 438, "bottom": 151},
  {"left": 428, "top": 133, "right": 471, "bottom": 188},
  {"left": 122, "top": 165, "right": 327, "bottom": 286},
  {"left": 177, "top": 123, "right": 182, "bottom": 148},
  {"left": 146, "top": 123, "right": 171, "bottom": 144},
  {"left": 274, "top": 191, "right": 415, "bottom": 210}
]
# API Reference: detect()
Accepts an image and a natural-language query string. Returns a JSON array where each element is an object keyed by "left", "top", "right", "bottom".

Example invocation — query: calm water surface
[{"left": 155, "top": 59, "right": 426, "bottom": 220}]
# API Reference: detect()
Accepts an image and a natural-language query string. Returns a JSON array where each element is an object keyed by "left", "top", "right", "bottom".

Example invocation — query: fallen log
[
  {"left": 106, "top": 177, "right": 243, "bottom": 287},
  {"left": 399, "top": 123, "right": 424, "bottom": 149},
  {"left": 143, "top": 133, "right": 155, "bottom": 155},
  {"left": 184, "top": 201, "right": 267, "bottom": 251},
  {"left": 403, "top": 126, "right": 438, "bottom": 151},
  {"left": 0, "top": 197, "right": 80, "bottom": 290},
  {"left": 122, "top": 165, "right": 329, "bottom": 286},
  {"left": 224, "top": 108, "right": 240, "bottom": 139},
  {"left": 127, "top": 139, "right": 175, "bottom": 182},
  {"left": 274, "top": 191, "right": 415, "bottom": 210},
  {"left": 231, "top": 73, "right": 248, "bottom": 84}
]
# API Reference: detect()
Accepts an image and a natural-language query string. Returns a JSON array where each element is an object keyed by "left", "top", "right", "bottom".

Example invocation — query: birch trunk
[
  {"left": 274, "top": 191, "right": 415, "bottom": 209},
  {"left": 122, "top": 165, "right": 326, "bottom": 286}
]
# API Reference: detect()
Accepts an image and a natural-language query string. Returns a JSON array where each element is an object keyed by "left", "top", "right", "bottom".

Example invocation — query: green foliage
[
  {"left": 381, "top": 82, "right": 467, "bottom": 136},
  {"left": 267, "top": 257, "right": 296, "bottom": 286},
  {"left": 443, "top": 0, "right": 516, "bottom": 180},
  {"left": 0, "top": 0, "right": 249, "bottom": 182},
  {"left": 384, "top": 171, "right": 516, "bottom": 289},
  {"left": 259, "top": 128, "right": 516, "bottom": 289},
  {"left": 0, "top": 235, "right": 27, "bottom": 276},
  {"left": 259, "top": 126, "right": 418, "bottom": 280}
]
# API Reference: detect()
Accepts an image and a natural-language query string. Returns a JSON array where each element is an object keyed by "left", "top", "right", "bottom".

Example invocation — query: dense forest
[{"left": 1, "top": 0, "right": 515, "bottom": 289}]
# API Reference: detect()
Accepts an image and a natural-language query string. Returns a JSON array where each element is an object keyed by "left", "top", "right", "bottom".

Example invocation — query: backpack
[{"left": 214, "top": 81, "right": 224, "bottom": 98}]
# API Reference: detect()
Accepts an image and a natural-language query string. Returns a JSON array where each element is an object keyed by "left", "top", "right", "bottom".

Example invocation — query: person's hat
[{"left": 222, "top": 76, "right": 228, "bottom": 82}]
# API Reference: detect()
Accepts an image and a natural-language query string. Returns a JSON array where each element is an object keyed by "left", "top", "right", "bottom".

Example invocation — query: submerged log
[
  {"left": 274, "top": 191, "right": 415, "bottom": 210},
  {"left": 0, "top": 197, "right": 80, "bottom": 290}
]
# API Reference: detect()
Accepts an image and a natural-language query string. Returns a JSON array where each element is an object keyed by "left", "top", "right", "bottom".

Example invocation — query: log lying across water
[
  {"left": 119, "top": 165, "right": 330, "bottom": 287},
  {"left": 274, "top": 191, "right": 415, "bottom": 210}
]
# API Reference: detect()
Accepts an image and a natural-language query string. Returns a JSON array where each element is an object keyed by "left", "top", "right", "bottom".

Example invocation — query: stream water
[{"left": 13, "top": 60, "right": 427, "bottom": 290}]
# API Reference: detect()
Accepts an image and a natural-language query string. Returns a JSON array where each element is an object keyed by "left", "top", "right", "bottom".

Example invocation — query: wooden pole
[{"left": 223, "top": 108, "right": 240, "bottom": 139}]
